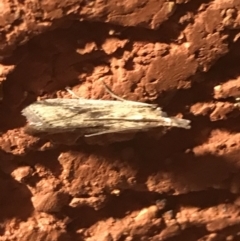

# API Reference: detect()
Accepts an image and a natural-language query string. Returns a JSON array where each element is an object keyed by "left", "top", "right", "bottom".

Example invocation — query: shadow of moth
[{"left": 22, "top": 97, "right": 191, "bottom": 137}]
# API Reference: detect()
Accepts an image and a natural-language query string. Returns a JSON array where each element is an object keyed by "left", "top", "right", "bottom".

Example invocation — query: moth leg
[{"left": 84, "top": 127, "right": 147, "bottom": 137}]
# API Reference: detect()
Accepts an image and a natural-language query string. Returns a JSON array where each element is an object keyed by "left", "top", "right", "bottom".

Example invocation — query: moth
[{"left": 22, "top": 94, "right": 191, "bottom": 138}]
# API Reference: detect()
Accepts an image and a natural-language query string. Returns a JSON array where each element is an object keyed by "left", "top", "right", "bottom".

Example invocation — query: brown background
[{"left": 0, "top": 0, "right": 240, "bottom": 240}]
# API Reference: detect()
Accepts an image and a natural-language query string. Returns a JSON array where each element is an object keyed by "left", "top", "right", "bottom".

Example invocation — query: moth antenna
[
  {"left": 101, "top": 79, "right": 127, "bottom": 102},
  {"left": 66, "top": 82, "right": 127, "bottom": 101},
  {"left": 101, "top": 79, "right": 156, "bottom": 106},
  {"left": 65, "top": 87, "right": 82, "bottom": 99},
  {"left": 66, "top": 82, "right": 153, "bottom": 106}
]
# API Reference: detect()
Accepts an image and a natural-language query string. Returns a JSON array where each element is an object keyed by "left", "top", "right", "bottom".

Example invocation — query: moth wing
[{"left": 22, "top": 98, "right": 190, "bottom": 135}]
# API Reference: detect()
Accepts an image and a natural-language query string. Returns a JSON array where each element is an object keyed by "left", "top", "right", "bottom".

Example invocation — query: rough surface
[{"left": 1, "top": 0, "right": 240, "bottom": 240}]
